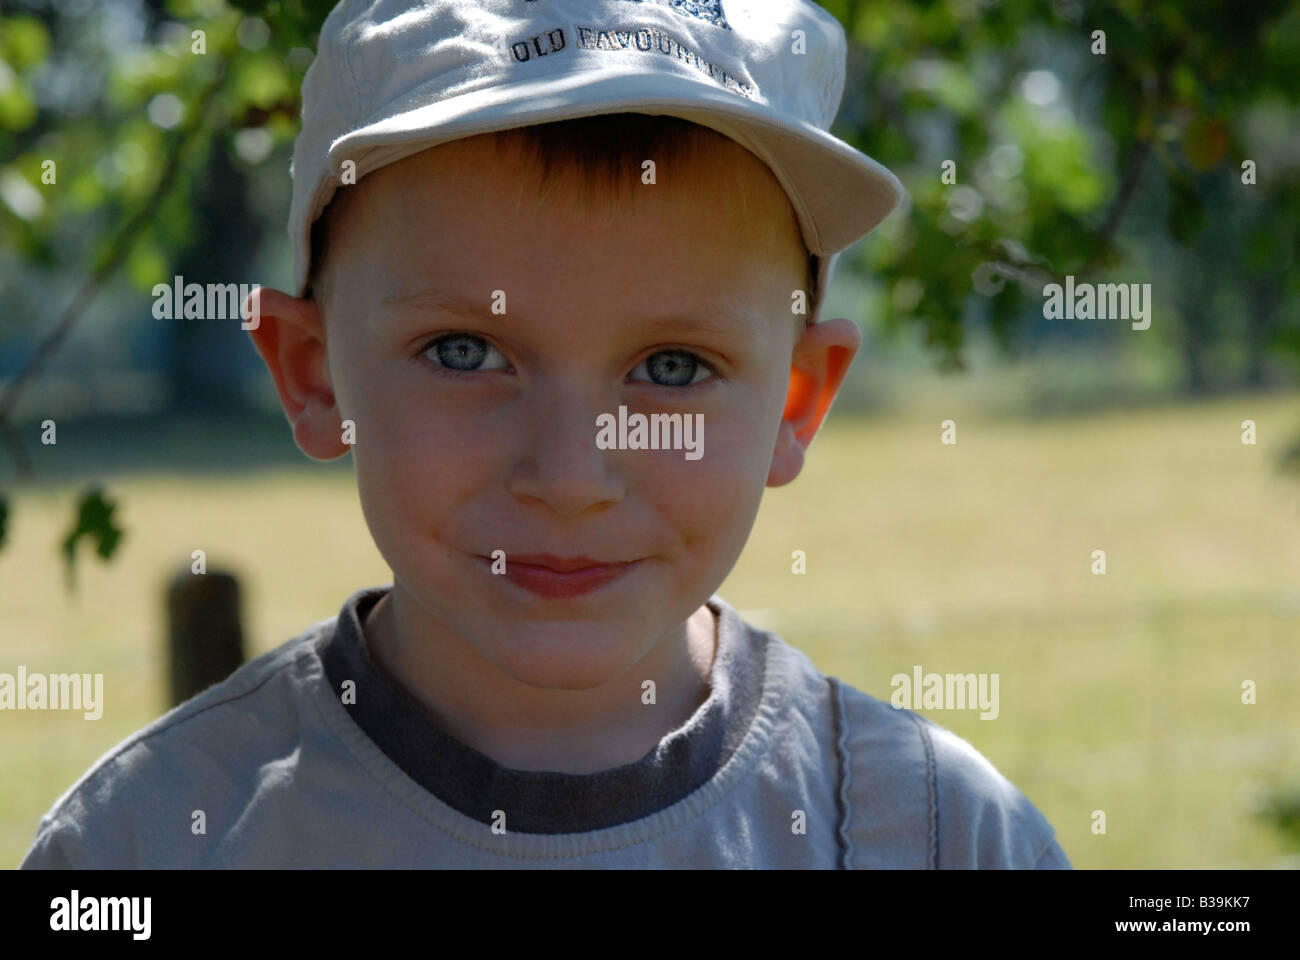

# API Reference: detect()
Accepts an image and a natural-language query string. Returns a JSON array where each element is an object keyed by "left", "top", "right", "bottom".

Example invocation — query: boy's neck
[{"left": 360, "top": 586, "right": 718, "bottom": 774}]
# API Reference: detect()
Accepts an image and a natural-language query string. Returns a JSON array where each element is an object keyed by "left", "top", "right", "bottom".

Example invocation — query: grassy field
[{"left": 2, "top": 389, "right": 1298, "bottom": 868}]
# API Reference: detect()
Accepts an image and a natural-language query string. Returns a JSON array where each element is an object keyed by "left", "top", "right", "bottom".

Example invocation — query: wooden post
[{"left": 166, "top": 567, "right": 245, "bottom": 707}]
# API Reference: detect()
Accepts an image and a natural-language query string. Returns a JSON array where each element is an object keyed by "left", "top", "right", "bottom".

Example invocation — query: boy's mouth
[
  {"left": 476, "top": 553, "right": 642, "bottom": 600},
  {"left": 508, "top": 553, "right": 631, "bottom": 572}
]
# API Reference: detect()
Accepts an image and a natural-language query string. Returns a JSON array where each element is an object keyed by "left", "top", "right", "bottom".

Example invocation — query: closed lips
[{"left": 505, "top": 554, "right": 633, "bottom": 572}]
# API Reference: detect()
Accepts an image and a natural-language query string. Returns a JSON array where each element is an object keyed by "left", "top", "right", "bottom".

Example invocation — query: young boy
[{"left": 20, "top": 0, "right": 1069, "bottom": 868}]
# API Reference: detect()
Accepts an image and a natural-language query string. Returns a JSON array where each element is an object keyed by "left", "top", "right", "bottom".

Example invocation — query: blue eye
[
  {"left": 422, "top": 333, "right": 511, "bottom": 373},
  {"left": 629, "top": 349, "right": 715, "bottom": 387}
]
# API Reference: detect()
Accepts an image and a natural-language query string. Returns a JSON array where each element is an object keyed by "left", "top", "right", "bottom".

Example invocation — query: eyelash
[{"left": 414, "top": 333, "right": 723, "bottom": 388}]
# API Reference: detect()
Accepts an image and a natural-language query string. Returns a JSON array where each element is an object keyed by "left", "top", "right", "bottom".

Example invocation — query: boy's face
[{"left": 257, "top": 132, "right": 856, "bottom": 691}]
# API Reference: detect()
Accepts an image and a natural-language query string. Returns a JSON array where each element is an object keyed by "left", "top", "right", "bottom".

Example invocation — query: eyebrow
[{"left": 380, "top": 287, "right": 762, "bottom": 338}]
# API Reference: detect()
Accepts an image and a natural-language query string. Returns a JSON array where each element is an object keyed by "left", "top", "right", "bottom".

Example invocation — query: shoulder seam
[
  {"left": 904, "top": 708, "right": 939, "bottom": 869},
  {"left": 827, "top": 676, "right": 852, "bottom": 869}
]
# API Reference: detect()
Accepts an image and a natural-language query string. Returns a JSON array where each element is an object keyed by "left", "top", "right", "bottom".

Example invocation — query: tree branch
[
  {"left": 1080, "top": 38, "right": 1187, "bottom": 275},
  {"left": 1082, "top": 137, "right": 1151, "bottom": 272},
  {"left": 0, "top": 61, "right": 229, "bottom": 477}
]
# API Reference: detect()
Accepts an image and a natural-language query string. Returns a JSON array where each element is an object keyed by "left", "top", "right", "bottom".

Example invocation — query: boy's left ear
[{"left": 768, "top": 317, "right": 862, "bottom": 487}]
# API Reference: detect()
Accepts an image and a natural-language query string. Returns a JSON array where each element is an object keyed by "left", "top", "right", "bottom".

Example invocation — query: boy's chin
[{"left": 470, "top": 623, "right": 656, "bottom": 691}]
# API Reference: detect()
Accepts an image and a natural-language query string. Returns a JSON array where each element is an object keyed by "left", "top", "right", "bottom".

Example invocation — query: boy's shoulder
[
  {"left": 723, "top": 612, "right": 1069, "bottom": 868},
  {"left": 18, "top": 614, "right": 333, "bottom": 869},
  {"left": 824, "top": 673, "right": 1070, "bottom": 869}
]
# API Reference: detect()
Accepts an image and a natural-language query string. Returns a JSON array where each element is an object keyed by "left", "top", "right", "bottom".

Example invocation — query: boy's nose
[{"left": 504, "top": 382, "right": 626, "bottom": 517}]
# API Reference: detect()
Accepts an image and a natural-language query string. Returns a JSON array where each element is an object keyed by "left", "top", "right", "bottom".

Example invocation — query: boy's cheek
[{"left": 644, "top": 437, "right": 765, "bottom": 530}]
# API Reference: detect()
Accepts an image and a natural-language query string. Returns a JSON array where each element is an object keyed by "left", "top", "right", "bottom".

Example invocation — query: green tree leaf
[{"left": 60, "top": 486, "right": 124, "bottom": 588}]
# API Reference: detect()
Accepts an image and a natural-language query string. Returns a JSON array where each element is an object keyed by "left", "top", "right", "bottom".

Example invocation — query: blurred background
[{"left": 1, "top": 0, "right": 1298, "bottom": 868}]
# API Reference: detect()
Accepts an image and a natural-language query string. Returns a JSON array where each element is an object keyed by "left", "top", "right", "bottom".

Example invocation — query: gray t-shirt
[{"left": 19, "top": 587, "right": 1071, "bottom": 868}]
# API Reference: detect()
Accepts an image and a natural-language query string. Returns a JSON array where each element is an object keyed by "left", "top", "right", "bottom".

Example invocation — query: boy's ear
[
  {"left": 243, "top": 287, "right": 350, "bottom": 461},
  {"left": 768, "top": 316, "right": 862, "bottom": 487}
]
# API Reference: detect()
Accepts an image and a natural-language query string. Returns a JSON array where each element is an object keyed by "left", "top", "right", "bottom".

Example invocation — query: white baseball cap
[{"left": 288, "top": 0, "right": 905, "bottom": 321}]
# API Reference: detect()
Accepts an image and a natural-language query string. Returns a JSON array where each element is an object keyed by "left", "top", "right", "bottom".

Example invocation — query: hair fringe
[{"left": 308, "top": 113, "right": 816, "bottom": 305}]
